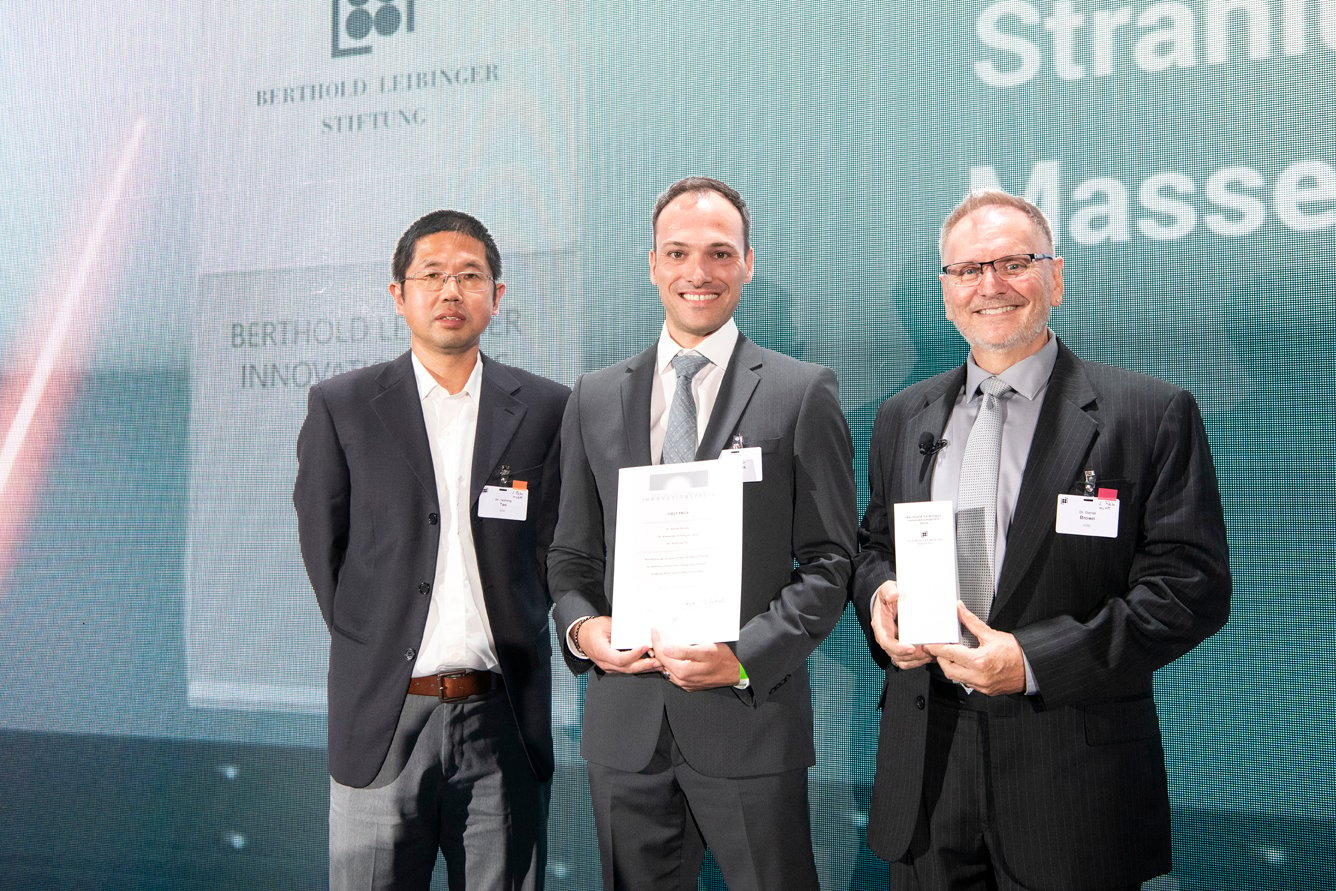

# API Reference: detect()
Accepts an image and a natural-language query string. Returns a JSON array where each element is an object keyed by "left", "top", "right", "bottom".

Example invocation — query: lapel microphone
[{"left": 918, "top": 432, "right": 948, "bottom": 456}]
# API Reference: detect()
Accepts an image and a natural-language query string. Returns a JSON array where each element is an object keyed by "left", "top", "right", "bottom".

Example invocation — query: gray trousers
[{"left": 329, "top": 687, "right": 549, "bottom": 890}]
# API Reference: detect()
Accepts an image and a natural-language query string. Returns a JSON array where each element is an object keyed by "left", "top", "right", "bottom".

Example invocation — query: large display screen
[{"left": 0, "top": 3, "right": 1330, "bottom": 888}]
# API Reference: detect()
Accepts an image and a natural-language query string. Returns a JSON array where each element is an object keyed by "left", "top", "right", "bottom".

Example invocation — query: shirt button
[
  {"left": 418, "top": 582, "right": 431, "bottom": 595},
  {"left": 915, "top": 696, "right": 926, "bottom": 710},
  {"left": 428, "top": 513, "right": 439, "bottom": 525}
]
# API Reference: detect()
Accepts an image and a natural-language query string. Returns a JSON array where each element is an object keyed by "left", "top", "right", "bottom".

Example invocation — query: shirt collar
[
  {"left": 964, "top": 329, "right": 1058, "bottom": 402},
  {"left": 655, "top": 317, "right": 740, "bottom": 375},
  {"left": 409, "top": 350, "right": 484, "bottom": 403}
]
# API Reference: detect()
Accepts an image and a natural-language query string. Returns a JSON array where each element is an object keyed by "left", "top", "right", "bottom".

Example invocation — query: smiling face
[
  {"left": 649, "top": 189, "right": 754, "bottom": 348},
  {"left": 390, "top": 230, "right": 503, "bottom": 362},
  {"left": 939, "top": 205, "right": 1064, "bottom": 373}
]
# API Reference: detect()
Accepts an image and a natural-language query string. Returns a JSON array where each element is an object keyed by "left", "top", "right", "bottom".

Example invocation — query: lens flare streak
[{"left": 0, "top": 118, "right": 148, "bottom": 584}]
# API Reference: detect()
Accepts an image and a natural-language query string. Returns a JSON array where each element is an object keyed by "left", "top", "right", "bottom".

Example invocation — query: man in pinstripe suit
[{"left": 853, "top": 190, "right": 1231, "bottom": 890}]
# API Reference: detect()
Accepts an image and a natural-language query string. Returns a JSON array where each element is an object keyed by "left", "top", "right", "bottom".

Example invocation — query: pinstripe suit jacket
[{"left": 853, "top": 339, "right": 1230, "bottom": 889}]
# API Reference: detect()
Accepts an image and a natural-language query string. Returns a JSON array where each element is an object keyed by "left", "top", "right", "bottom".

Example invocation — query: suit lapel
[
  {"left": 371, "top": 352, "right": 436, "bottom": 497},
  {"left": 620, "top": 345, "right": 656, "bottom": 466},
  {"left": 471, "top": 355, "right": 526, "bottom": 505},
  {"left": 698, "top": 333, "right": 760, "bottom": 459},
  {"left": 903, "top": 368, "right": 965, "bottom": 503},
  {"left": 994, "top": 343, "right": 1099, "bottom": 611}
]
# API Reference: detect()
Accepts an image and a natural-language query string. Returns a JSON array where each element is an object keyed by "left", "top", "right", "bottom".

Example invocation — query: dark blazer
[
  {"left": 294, "top": 351, "right": 569, "bottom": 789},
  {"left": 549, "top": 333, "right": 856, "bottom": 778},
  {"left": 853, "top": 339, "right": 1230, "bottom": 890}
]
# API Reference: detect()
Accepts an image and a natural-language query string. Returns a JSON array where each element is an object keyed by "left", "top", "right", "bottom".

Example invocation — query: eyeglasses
[
  {"left": 941, "top": 253, "right": 1055, "bottom": 284},
  {"left": 402, "top": 271, "right": 494, "bottom": 294}
]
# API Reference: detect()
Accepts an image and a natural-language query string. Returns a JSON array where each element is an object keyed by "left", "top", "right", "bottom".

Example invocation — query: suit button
[
  {"left": 418, "top": 582, "right": 431, "bottom": 595},
  {"left": 428, "top": 513, "right": 439, "bottom": 525},
  {"left": 404, "top": 649, "right": 416, "bottom": 661},
  {"left": 915, "top": 696, "right": 926, "bottom": 710}
]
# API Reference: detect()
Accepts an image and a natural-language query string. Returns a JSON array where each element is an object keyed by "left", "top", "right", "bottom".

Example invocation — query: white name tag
[
  {"left": 719, "top": 447, "right": 763, "bottom": 482},
  {"left": 1055, "top": 494, "right": 1119, "bottom": 538},
  {"left": 479, "top": 485, "right": 529, "bottom": 521}
]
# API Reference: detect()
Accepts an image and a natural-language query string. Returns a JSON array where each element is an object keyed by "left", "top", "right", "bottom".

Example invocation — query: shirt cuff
[
  {"left": 566, "top": 617, "right": 593, "bottom": 661},
  {"left": 733, "top": 662, "right": 750, "bottom": 690}
]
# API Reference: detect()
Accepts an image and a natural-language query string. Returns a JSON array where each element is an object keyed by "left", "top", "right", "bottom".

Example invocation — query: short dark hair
[
  {"left": 939, "top": 189, "right": 1057, "bottom": 257},
  {"left": 391, "top": 210, "right": 502, "bottom": 282},
  {"left": 651, "top": 176, "right": 751, "bottom": 250}
]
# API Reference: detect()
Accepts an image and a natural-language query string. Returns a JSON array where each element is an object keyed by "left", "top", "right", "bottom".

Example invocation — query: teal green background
[{"left": 0, "top": 2, "right": 1330, "bottom": 887}]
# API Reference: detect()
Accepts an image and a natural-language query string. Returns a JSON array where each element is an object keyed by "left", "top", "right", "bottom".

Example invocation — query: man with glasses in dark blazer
[
  {"left": 854, "top": 189, "right": 1231, "bottom": 890},
  {"left": 296, "top": 210, "right": 568, "bottom": 890}
]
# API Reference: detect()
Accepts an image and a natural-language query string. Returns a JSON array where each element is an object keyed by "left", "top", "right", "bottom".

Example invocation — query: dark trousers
[
  {"left": 587, "top": 714, "right": 818, "bottom": 891},
  {"left": 890, "top": 680, "right": 1140, "bottom": 891}
]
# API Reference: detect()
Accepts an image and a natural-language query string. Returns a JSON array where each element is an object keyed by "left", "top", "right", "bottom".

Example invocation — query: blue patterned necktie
[{"left": 661, "top": 351, "right": 711, "bottom": 464}]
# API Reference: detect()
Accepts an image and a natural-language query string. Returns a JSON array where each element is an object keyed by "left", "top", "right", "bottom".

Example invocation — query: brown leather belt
[{"left": 407, "top": 670, "right": 500, "bottom": 702}]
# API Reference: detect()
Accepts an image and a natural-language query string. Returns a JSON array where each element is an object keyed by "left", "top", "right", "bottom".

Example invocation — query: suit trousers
[
  {"left": 888, "top": 679, "right": 1140, "bottom": 891},
  {"left": 329, "top": 684, "right": 549, "bottom": 891},
  {"left": 586, "top": 713, "right": 818, "bottom": 891}
]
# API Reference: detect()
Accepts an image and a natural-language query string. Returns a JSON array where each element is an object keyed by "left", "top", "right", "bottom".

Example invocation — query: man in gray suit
[
  {"left": 854, "top": 190, "right": 1230, "bottom": 890},
  {"left": 295, "top": 210, "right": 569, "bottom": 889},
  {"left": 548, "top": 176, "right": 856, "bottom": 890}
]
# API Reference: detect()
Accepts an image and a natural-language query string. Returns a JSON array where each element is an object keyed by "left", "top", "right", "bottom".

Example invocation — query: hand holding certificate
[
  {"left": 611, "top": 459, "right": 743, "bottom": 649},
  {"left": 893, "top": 501, "right": 961, "bottom": 645}
]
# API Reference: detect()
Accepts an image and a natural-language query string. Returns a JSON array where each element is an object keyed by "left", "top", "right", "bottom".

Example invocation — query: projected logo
[{"left": 331, "top": 0, "right": 415, "bottom": 58}]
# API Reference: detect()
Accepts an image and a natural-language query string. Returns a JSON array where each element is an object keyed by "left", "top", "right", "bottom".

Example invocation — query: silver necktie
[{"left": 955, "top": 376, "right": 1012, "bottom": 646}]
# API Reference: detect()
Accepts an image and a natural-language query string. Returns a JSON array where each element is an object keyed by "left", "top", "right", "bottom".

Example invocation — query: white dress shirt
[{"left": 409, "top": 352, "right": 498, "bottom": 676}]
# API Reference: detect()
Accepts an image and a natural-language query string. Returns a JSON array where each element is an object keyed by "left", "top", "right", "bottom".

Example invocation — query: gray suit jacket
[
  {"left": 549, "top": 333, "right": 856, "bottom": 778},
  {"left": 852, "top": 339, "right": 1231, "bottom": 889},
  {"left": 294, "top": 351, "right": 569, "bottom": 788}
]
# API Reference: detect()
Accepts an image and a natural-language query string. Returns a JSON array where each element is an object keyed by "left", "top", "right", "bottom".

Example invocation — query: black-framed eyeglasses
[
  {"left": 402, "top": 271, "right": 494, "bottom": 294},
  {"left": 941, "top": 253, "right": 1055, "bottom": 284}
]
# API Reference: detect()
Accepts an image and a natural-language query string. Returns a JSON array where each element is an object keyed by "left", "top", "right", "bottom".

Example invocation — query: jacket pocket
[{"left": 1083, "top": 696, "right": 1160, "bottom": 745}]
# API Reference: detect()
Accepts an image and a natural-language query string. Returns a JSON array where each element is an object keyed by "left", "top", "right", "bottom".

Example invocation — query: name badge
[
  {"left": 479, "top": 483, "right": 529, "bottom": 520},
  {"left": 719, "top": 447, "right": 763, "bottom": 482},
  {"left": 1055, "top": 494, "right": 1119, "bottom": 538}
]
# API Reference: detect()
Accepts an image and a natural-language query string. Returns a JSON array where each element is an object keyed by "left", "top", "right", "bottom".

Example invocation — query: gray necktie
[
  {"left": 955, "top": 376, "right": 1012, "bottom": 646},
  {"left": 662, "top": 351, "right": 711, "bottom": 464}
]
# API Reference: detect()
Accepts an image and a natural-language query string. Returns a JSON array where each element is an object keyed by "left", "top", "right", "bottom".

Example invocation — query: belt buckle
[{"left": 435, "top": 669, "right": 472, "bottom": 702}]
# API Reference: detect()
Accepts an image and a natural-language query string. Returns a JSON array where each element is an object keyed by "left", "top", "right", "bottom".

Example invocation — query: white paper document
[
  {"left": 893, "top": 501, "right": 961, "bottom": 645},
  {"left": 611, "top": 459, "right": 744, "bottom": 649}
]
